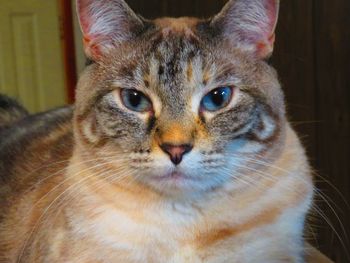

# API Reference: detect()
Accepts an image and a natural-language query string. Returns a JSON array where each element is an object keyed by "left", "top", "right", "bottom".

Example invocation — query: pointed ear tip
[
  {"left": 268, "top": 0, "right": 280, "bottom": 7},
  {"left": 275, "top": 0, "right": 280, "bottom": 11},
  {"left": 263, "top": 0, "right": 280, "bottom": 15},
  {"left": 273, "top": 0, "right": 280, "bottom": 14},
  {"left": 267, "top": 0, "right": 280, "bottom": 28},
  {"left": 76, "top": 0, "right": 84, "bottom": 10},
  {"left": 76, "top": 0, "right": 86, "bottom": 22}
]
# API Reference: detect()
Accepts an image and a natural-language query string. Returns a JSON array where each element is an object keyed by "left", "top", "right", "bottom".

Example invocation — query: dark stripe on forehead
[
  {"left": 214, "top": 64, "right": 237, "bottom": 84},
  {"left": 152, "top": 34, "right": 201, "bottom": 78},
  {"left": 158, "top": 65, "right": 164, "bottom": 76},
  {"left": 118, "top": 61, "right": 139, "bottom": 80},
  {"left": 144, "top": 79, "right": 150, "bottom": 88},
  {"left": 161, "top": 38, "right": 185, "bottom": 86}
]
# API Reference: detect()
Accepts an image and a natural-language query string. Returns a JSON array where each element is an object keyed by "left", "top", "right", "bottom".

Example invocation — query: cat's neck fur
[{"left": 63, "top": 125, "right": 313, "bottom": 262}]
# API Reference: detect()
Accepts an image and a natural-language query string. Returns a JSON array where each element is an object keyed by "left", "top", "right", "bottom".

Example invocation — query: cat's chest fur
[
  {"left": 66, "top": 192, "right": 204, "bottom": 262},
  {"left": 61, "top": 173, "right": 308, "bottom": 263}
]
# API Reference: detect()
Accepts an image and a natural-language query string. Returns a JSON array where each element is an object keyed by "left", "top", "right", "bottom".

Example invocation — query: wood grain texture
[
  {"left": 312, "top": 0, "right": 350, "bottom": 262},
  {"left": 271, "top": 0, "right": 317, "bottom": 161}
]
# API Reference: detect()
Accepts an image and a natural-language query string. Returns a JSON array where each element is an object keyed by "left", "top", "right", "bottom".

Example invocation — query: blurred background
[{"left": 0, "top": 0, "right": 349, "bottom": 262}]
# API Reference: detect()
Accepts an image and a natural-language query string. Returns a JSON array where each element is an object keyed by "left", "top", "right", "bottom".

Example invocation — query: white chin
[{"left": 142, "top": 171, "right": 219, "bottom": 196}]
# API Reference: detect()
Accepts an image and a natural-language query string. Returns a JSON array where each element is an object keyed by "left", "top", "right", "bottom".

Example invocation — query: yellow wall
[{"left": 0, "top": 0, "right": 67, "bottom": 112}]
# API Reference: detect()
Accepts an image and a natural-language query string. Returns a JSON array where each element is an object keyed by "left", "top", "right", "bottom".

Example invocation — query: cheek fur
[{"left": 95, "top": 96, "right": 151, "bottom": 143}]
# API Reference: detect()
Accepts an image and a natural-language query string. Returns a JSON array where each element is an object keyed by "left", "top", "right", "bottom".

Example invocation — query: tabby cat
[{"left": 0, "top": 0, "right": 332, "bottom": 262}]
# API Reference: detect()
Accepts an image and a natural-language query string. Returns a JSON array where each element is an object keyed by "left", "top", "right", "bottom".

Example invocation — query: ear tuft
[
  {"left": 77, "top": 0, "right": 144, "bottom": 60},
  {"left": 211, "top": 0, "right": 279, "bottom": 59}
]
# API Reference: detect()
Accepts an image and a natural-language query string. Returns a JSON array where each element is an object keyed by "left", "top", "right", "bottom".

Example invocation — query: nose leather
[{"left": 160, "top": 143, "right": 193, "bottom": 165}]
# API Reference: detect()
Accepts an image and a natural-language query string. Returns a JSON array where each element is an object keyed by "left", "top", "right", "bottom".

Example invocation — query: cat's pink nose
[{"left": 160, "top": 143, "right": 193, "bottom": 165}]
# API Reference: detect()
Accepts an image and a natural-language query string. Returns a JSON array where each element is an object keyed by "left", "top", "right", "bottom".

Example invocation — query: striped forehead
[
  {"left": 145, "top": 34, "right": 207, "bottom": 115},
  {"left": 109, "top": 23, "right": 238, "bottom": 116},
  {"left": 153, "top": 35, "right": 200, "bottom": 86}
]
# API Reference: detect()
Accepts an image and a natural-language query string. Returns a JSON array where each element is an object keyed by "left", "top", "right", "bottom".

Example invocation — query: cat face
[{"left": 74, "top": 0, "right": 285, "bottom": 195}]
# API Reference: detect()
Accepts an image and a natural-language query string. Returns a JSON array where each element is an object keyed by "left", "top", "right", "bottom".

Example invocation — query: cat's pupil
[
  {"left": 211, "top": 90, "right": 225, "bottom": 106},
  {"left": 128, "top": 91, "right": 142, "bottom": 107},
  {"left": 120, "top": 89, "right": 152, "bottom": 112}
]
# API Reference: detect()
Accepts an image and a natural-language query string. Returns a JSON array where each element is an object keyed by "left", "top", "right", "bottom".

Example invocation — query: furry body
[
  {"left": 0, "top": 110, "right": 312, "bottom": 262},
  {"left": 0, "top": 0, "right": 323, "bottom": 262}
]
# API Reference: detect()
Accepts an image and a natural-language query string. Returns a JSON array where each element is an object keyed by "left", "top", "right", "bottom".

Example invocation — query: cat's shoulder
[{"left": 0, "top": 106, "right": 74, "bottom": 184}]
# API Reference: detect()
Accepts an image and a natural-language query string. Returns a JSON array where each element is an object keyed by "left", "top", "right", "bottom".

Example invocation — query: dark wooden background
[{"left": 125, "top": 0, "right": 350, "bottom": 261}]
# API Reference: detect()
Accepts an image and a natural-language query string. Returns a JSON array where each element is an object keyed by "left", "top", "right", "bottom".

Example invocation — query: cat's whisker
[
  {"left": 229, "top": 155, "right": 311, "bottom": 184},
  {"left": 230, "top": 156, "right": 349, "bottom": 227},
  {"left": 312, "top": 172, "right": 350, "bottom": 209},
  {"left": 230, "top": 155, "right": 349, "bottom": 238},
  {"left": 220, "top": 162, "right": 292, "bottom": 192},
  {"left": 20, "top": 155, "right": 127, "bottom": 223},
  {"left": 50, "top": 161, "right": 131, "bottom": 210},
  {"left": 48, "top": 166, "right": 134, "bottom": 230},
  {"left": 222, "top": 162, "right": 348, "bottom": 258},
  {"left": 17, "top": 158, "right": 131, "bottom": 263},
  {"left": 312, "top": 190, "right": 350, "bottom": 251},
  {"left": 311, "top": 205, "right": 350, "bottom": 261},
  {"left": 217, "top": 166, "right": 272, "bottom": 189},
  {"left": 237, "top": 153, "right": 345, "bottom": 202},
  {"left": 231, "top": 154, "right": 349, "bottom": 258},
  {"left": 20, "top": 137, "right": 123, "bottom": 194},
  {"left": 218, "top": 156, "right": 349, "bottom": 252},
  {"left": 67, "top": 164, "right": 133, "bottom": 202},
  {"left": 305, "top": 223, "right": 320, "bottom": 247},
  {"left": 1, "top": 0, "right": 340, "bottom": 259},
  {"left": 21, "top": 152, "right": 130, "bottom": 197}
]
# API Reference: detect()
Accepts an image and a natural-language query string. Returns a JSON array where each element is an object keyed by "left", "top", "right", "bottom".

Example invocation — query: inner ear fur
[
  {"left": 76, "top": 0, "right": 144, "bottom": 60},
  {"left": 210, "top": 0, "right": 280, "bottom": 59}
]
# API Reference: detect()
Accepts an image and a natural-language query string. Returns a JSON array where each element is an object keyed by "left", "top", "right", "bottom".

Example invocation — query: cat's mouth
[
  {"left": 149, "top": 170, "right": 195, "bottom": 182},
  {"left": 142, "top": 167, "right": 211, "bottom": 193}
]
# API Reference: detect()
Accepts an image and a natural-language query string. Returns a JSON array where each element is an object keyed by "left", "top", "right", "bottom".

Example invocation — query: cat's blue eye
[
  {"left": 120, "top": 89, "right": 152, "bottom": 113},
  {"left": 201, "top": 87, "right": 233, "bottom": 112}
]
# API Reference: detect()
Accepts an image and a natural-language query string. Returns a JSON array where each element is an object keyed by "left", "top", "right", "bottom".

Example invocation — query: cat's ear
[
  {"left": 211, "top": 0, "right": 279, "bottom": 59},
  {"left": 76, "top": 0, "right": 144, "bottom": 60}
]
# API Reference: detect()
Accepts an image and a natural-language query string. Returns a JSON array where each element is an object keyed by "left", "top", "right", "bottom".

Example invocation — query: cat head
[{"left": 74, "top": 0, "right": 285, "bottom": 196}]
